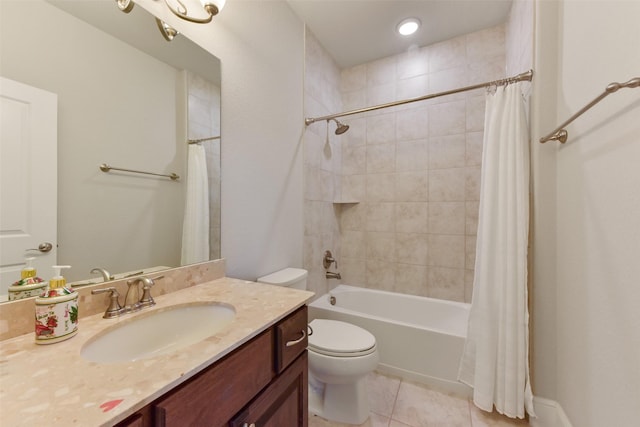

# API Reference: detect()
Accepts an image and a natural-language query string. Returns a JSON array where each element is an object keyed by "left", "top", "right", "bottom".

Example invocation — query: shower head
[{"left": 329, "top": 118, "right": 349, "bottom": 135}]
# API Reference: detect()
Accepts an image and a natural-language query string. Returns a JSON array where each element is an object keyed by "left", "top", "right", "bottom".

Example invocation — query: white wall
[
  {"left": 529, "top": 0, "right": 560, "bottom": 402},
  {"left": 1, "top": 1, "right": 184, "bottom": 281},
  {"left": 505, "top": 0, "right": 534, "bottom": 77},
  {"left": 555, "top": 2, "right": 640, "bottom": 424},
  {"left": 532, "top": 1, "right": 640, "bottom": 425},
  {"left": 2, "top": 0, "right": 305, "bottom": 283},
  {"left": 137, "top": 0, "right": 306, "bottom": 280},
  {"left": 303, "top": 28, "right": 343, "bottom": 297}
]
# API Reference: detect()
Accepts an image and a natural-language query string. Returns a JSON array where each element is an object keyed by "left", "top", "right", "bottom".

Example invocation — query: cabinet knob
[{"left": 242, "top": 423, "right": 256, "bottom": 427}]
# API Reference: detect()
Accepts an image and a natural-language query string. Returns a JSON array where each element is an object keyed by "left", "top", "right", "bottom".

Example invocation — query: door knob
[{"left": 26, "top": 242, "right": 53, "bottom": 253}]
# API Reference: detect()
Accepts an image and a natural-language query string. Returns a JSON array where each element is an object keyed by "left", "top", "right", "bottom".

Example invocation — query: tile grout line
[
  {"left": 467, "top": 397, "right": 474, "bottom": 427},
  {"left": 387, "top": 377, "right": 404, "bottom": 427}
]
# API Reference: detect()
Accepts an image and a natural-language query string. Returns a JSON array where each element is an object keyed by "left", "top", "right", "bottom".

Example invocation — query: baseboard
[
  {"left": 375, "top": 364, "right": 473, "bottom": 399},
  {"left": 530, "top": 396, "right": 573, "bottom": 427}
]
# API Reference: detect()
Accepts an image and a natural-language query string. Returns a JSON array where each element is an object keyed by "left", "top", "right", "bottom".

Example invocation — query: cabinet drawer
[
  {"left": 275, "top": 306, "right": 308, "bottom": 373},
  {"left": 154, "top": 329, "right": 274, "bottom": 427}
]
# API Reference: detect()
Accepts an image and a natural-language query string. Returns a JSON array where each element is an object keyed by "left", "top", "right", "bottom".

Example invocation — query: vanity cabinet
[
  {"left": 230, "top": 352, "right": 307, "bottom": 427},
  {"left": 115, "top": 306, "right": 308, "bottom": 427}
]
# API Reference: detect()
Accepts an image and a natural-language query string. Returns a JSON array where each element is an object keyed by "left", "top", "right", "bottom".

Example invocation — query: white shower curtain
[
  {"left": 458, "top": 82, "right": 535, "bottom": 419},
  {"left": 181, "top": 143, "right": 210, "bottom": 265}
]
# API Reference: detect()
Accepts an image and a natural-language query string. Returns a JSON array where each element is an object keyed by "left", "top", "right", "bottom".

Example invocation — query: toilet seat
[{"left": 308, "top": 319, "right": 376, "bottom": 357}]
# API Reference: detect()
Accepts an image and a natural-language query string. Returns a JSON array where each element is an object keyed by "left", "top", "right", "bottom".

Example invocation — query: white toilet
[{"left": 257, "top": 268, "right": 379, "bottom": 425}]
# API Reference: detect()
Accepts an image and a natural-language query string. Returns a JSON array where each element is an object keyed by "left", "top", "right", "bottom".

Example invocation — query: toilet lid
[{"left": 308, "top": 319, "right": 376, "bottom": 356}]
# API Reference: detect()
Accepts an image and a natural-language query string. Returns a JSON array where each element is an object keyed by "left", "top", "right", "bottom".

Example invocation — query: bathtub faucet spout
[{"left": 326, "top": 271, "right": 341, "bottom": 280}]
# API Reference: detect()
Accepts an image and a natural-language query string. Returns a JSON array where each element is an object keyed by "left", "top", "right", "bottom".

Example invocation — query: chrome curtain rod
[
  {"left": 540, "top": 76, "right": 640, "bottom": 143},
  {"left": 99, "top": 163, "right": 179, "bottom": 181},
  {"left": 304, "top": 69, "right": 533, "bottom": 126},
  {"left": 188, "top": 135, "right": 220, "bottom": 144}
]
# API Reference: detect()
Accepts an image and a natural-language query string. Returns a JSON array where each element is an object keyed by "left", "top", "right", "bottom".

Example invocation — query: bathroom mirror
[{"left": 0, "top": 0, "right": 221, "bottom": 299}]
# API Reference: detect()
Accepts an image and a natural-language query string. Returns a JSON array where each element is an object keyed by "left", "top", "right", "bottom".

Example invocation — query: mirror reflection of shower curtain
[
  {"left": 181, "top": 143, "right": 210, "bottom": 265},
  {"left": 457, "top": 82, "right": 534, "bottom": 419}
]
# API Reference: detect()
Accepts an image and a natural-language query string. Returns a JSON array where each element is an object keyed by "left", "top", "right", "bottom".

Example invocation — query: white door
[{"left": 0, "top": 77, "right": 57, "bottom": 296}]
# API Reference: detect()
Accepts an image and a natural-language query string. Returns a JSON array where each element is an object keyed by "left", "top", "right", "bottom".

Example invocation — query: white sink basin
[{"left": 81, "top": 302, "right": 236, "bottom": 363}]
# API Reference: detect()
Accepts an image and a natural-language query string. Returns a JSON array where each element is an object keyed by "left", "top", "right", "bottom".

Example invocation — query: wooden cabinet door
[
  {"left": 230, "top": 351, "right": 308, "bottom": 427},
  {"left": 154, "top": 330, "right": 274, "bottom": 427},
  {"left": 114, "top": 413, "right": 144, "bottom": 427},
  {"left": 114, "top": 406, "right": 152, "bottom": 427}
]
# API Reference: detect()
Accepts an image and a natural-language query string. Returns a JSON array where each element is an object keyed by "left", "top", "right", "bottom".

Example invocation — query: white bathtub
[{"left": 308, "top": 284, "right": 472, "bottom": 396}]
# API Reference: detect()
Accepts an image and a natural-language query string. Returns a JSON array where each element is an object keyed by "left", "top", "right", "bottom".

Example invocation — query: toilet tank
[{"left": 257, "top": 268, "right": 308, "bottom": 290}]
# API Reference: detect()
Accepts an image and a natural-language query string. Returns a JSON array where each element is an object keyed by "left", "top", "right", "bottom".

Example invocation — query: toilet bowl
[
  {"left": 257, "top": 268, "right": 379, "bottom": 425},
  {"left": 307, "top": 318, "right": 379, "bottom": 425}
]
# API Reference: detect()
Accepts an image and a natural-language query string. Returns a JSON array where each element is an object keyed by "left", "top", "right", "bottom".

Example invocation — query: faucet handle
[
  {"left": 127, "top": 275, "right": 164, "bottom": 287},
  {"left": 91, "top": 287, "right": 122, "bottom": 319},
  {"left": 323, "top": 250, "right": 338, "bottom": 269},
  {"left": 138, "top": 275, "right": 163, "bottom": 308}
]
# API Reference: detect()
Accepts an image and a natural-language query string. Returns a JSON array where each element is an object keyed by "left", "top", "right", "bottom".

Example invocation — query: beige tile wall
[
  {"left": 338, "top": 25, "right": 507, "bottom": 303},
  {"left": 303, "top": 24, "right": 511, "bottom": 302}
]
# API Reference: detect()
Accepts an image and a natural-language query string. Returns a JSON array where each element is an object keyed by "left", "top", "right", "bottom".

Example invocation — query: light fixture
[
  {"left": 115, "top": 0, "right": 135, "bottom": 13},
  {"left": 397, "top": 17, "right": 421, "bottom": 36},
  {"left": 163, "top": 0, "right": 226, "bottom": 24},
  {"left": 156, "top": 18, "right": 179, "bottom": 41},
  {"left": 115, "top": 0, "right": 226, "bottom": 25}
]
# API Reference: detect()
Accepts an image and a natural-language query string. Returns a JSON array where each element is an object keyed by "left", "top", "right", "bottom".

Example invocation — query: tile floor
[{"left": 309, "top": 371, "right": 529, "bottom": 427}]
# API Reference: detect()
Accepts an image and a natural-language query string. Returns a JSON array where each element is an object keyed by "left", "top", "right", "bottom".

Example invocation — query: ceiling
[
  {"left": 287, "top": 0, "right": 513, "bottom": 69},
  {"left": 47, "top": 0, "right": 220, "bottom": 83}
]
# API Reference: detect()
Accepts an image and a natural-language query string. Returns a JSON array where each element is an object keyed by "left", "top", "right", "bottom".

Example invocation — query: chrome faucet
[
  {"left": 90, "top": 267, "right": 114, "bottom": 282},
  {"left": 123, "top": 278, "right": 144, "bottom": 313},
  {"left": 128, "top": 276, "right": 160, "bottom": 309},
  {"left": 325, "top": 271, "right": 341, "bottom": 280},
  {"left": 92, "top": 275, "right": 162, "bottom": 319},
  {"left": 324, "top": 251, "right": 341, "bottom": 280}
]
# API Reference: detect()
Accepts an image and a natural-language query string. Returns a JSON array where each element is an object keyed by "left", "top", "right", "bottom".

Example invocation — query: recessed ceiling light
[{"left": 397, "top": 18, "right": 421, "bottom": 36}]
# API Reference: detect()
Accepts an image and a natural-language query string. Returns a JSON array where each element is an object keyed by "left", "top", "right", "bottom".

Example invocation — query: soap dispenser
[
  {"left": 35, "top": 265, "right": 79, "bottom": 344},
  {"left": 8, "top": 257, "right": 47, "bottom": 301}
]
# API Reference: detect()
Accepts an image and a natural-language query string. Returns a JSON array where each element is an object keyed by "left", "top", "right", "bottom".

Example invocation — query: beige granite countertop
[{"left": 0, "top": 277, "right": 314, "bottom": 426}]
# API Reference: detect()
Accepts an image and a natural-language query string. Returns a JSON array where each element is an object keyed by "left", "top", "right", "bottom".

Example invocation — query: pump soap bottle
[
  {"left": 8, "top": 257, "right": 47, "bottom": 301},
  {"left": 35, "top": 265, "right": 79, "bottom": 344}
]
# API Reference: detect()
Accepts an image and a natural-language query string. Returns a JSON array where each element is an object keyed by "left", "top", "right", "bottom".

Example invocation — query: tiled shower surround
[{"left": 304, "top": 24, "right": 508, "bottom": 303}]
